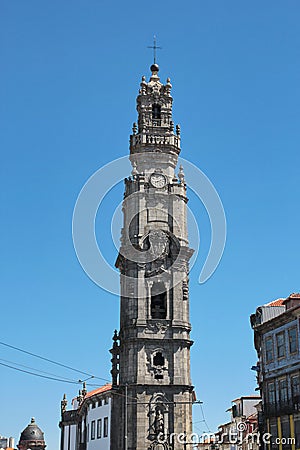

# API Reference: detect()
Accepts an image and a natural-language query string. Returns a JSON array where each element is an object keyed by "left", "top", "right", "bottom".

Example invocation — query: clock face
[{"left": 150, "top": 173, "right": 167, "bottom": 188}]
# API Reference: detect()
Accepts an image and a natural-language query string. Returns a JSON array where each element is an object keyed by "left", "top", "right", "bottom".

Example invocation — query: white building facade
[
  {"left": 0, "top": 436, "right": 14, "bottom": 450},
  {"left": 59, "top": 384, "right": 111, "bottom": 450}
]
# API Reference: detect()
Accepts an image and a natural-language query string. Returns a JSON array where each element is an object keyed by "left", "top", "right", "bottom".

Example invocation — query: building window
[
  {"left": 276, "top": 332, "right": 286, "bottom": 359},
  {"left": 268, "top": 381, "right": 276, "bottom": 404},
  {"left": 98, "top": 399, "right": 102, "bottom": 407},
  {"left": 288, "top": 327, "right": 298, "bottom": 354},
  {"left": 104, "top": 396, "right": 109, "bottom": 405},
  {"left": 151, "top": 283, "right": 167, "bottom": 319},
  {"left": 292, "top": 374, "right": 300, "bottom": 397},
  {"left": 279, "top": 378, "right": 288, "bottom": 403},
  {"left": 92, "top": 402, "right": 96, "bottom": 409},
  {"left": 97, "top": 419, "right": 102, "bottom": 439},
  {"left": 91, "top": 420, "right": 95, "bottom": 440},
  {"left": 265, "top": 336, "right": 274, "bottom": 363},
  {"left": 78, "top": 423, "right": 82, "bottom": 444},
  {"left": 104, "top": 417, "right": 109, "bottom": 437}
]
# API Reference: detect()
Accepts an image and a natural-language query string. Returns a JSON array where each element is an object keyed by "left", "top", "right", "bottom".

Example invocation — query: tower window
[
  {"left": 153, "top": 352, "right": 165, "bottom": 366},
  {"left": 151, "top": 283, "right": 167, "bottom": 319},
  {"left": 153, "top": 352, "right": 165, "bottom": 380},
  {"left": 152, "top": 104, "right": 161, "bottom": 125}
]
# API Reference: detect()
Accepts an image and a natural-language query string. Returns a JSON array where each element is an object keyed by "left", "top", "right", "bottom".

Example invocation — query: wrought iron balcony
[{"left": 264, "top": 397, "right": 300, "bottom": 417}]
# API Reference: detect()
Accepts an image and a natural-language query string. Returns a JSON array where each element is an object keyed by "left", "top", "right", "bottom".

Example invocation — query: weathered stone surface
[{"left": 111, "top": 65, "right": 194, "bottom": 450}]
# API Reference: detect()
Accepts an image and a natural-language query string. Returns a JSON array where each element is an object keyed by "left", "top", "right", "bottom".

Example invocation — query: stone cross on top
[{"left": 147, "top": 35, "right": 162, "bottom": 64}]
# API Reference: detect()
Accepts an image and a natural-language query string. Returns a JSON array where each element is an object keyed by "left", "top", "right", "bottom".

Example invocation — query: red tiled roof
[
  {"left": 287, "top": 293, "right": 300, "bottom": 299},
  {"left": 72, "top": 383, "right": 112, "bottom": 405},
  {"left": 85, "top": 383, "right": 112, "bottom": 399},
  {"left": 266, "top": 298, "right": 285, "bottom": 307}
]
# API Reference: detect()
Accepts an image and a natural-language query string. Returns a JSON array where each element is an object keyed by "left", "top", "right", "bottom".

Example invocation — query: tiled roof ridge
[
  {"left": 85, "top": 383, "right": 112, "bottom": 399},
  {"left": 266, "top": 293, "right": 300, "bottom": 307},
  {"left": 266, "top": 298, "right": 285, "bottom": 307},
  {"left": 71, "top": 383, "right": 112, "bottom": 405}
]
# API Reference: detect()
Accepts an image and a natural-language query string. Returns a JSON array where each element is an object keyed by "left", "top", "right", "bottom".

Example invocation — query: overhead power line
[
  {"left": 199, "top": 402, "right": 212, "bottom": 433},
  {"left": 0, "top": 357, "right": 147, "bottom": 408},
  {"left": 0, "top": 358, "right": 77, "bottom": 382},
  {"left": 0, "top": 341, "right": 110, "bottom": 383},
  {"left": 0, "top": 340, "right": 205, "bottom": 416},
  {"left": 0, "top": 361, "right": 81, "bottom": 384}
]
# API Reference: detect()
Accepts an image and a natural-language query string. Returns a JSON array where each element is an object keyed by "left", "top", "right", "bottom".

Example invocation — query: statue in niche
[{"left": 154, "top": 406, "right": 164, "bottom": 435}]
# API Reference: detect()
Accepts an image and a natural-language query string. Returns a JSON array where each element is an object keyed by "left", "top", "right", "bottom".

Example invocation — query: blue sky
[{"left": 1, "top": 0, "right": 300, "bottom": 447}]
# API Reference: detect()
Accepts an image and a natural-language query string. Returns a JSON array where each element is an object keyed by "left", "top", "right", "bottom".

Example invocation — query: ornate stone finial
[
  {"left": 178, "top": 164, "right": 185, "bottom": 183},
  {"left": 113, "top": 329, "right": 119, "bottom": 345},
  {"left": 150, "top": 63, "right": 160, "bottom": 74},
  {"left": 82, "top": 382, "right": 87, "bottom": 397},
  {"left": 77, "top": 389, "right": 83, "bottom": 405},
  {"left": 165, "top": 77, "right": 172, "bottom": 95},
  {"left": 61, "top": 394, "right": 68, "bottom": 414},
  {"left": 132, "top": 122, "right": 137, "bottom": 135},
  {"left": 31, "top": 418, "right": 35, "bottom": 424},
  {"left": 140, "top": 76, "right": 147, "bottom": 94},
  {"left": 110, "top": 329, "right": 120, "bottom": 387},
  {"left": 176, "top": 124, "right": 181, "bottom": 136},
  {"left": 131, "top": 161, "right": 138, "bottom": 178}
]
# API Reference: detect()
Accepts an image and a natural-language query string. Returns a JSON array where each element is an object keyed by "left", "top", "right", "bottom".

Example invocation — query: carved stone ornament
[
  {"left": 148, "top": 443, "right": 168, "bottom": 450},
  {"left": 148, "top": 230, "right": 169, "bottom": 260},
  {"left": 144, "top": 321, "right": 168, "bottom": 334}
]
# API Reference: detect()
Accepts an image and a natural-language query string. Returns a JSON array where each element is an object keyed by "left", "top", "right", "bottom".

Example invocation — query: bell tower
[{"left": 110, "top": 63, "right": 194, "bottom": 450}]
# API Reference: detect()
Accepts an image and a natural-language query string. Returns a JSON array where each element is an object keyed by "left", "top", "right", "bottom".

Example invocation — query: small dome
[
  {"left": 19, "top": 418, "right": 45, "bottom": 442},
  {"left": 150, "top": 63, "right": 159, "bottom": 73}
]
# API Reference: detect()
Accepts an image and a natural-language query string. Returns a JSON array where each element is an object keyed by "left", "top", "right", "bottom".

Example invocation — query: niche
[
  {"left": 151, "top": 283, "right": 167, "bottom": 319},
  {"left": 152, "top": 104, "right": 161, "bottom": 125},
  {"left": 153, "top": 351, "right": 165, "bottom": 380}
]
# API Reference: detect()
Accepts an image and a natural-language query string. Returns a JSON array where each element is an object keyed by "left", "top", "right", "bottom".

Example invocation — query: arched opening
[
  {"left": 153, "top": 352, "right": 165, "bottom": 367},
  {"left": 151, "top": 283, "right": 167, "bottom": 319},
  {"left": 152, "top": 104, "right": 161, "bottom": 125}
]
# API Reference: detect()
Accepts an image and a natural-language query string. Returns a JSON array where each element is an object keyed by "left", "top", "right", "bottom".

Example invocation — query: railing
[
  {"left": 264, "top": 397, "right": 300, "bottom": 417},
  {"left": 130, "top": 133, "right": 180, "bottom": 151}
]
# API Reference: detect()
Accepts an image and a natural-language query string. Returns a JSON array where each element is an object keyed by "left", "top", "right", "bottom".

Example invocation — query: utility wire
[
  {"left": 0, "top": 340, "right": 200, "bottom": 416},
  {"left": 0, "top": 341, "right": 110, "bottom": 383},
  {"left": 0, "top": 361, "right": 81, "bottom": 384},
  {"left": 199, "top": 402, "right": 212, "bottom": 433},
  {"left": 0, "top": 342, "right": 143, "bottom": 407},
  {"left": 0, "top": 357, "right": 197, "bottom": 418},
  {"left": 0, "top": 358, "right": 77, "bottom": 382},
  {"left": 0, "top": 340, "right": 146, "bottom": 408}
]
